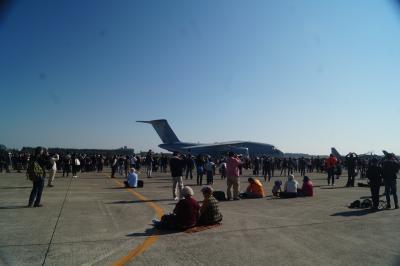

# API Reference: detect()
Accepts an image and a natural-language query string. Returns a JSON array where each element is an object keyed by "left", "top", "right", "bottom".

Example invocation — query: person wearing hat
[
  {"left": 173, "top": 186, "right": 200, "bottom": 229},
  {"left": 154, "top": 186, "right": 200, "bottom": 230},
  {"left": 280, "top": 174, "right": 299, "bottom": 198},
  {"left": 381, "top": 153, "right": 400, "bottom": 209},
  {"left": 366, "top": 158, "right": 382, "bottom": 210},
  {"left": 47, "top": 153, "right": 59, "bottom": 187},
  {"left": 272, "top": 180, "right": 282, "bottom": 197}
]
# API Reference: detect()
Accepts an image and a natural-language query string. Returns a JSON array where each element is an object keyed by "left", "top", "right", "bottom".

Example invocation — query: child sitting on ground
[{"left": 272, "top": 180, "right": 282, "bottom": 197}]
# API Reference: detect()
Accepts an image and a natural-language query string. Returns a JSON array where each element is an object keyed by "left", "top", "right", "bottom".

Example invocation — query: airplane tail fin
[
  {"left": 331, "top": 147, "right": 341, "bottom": 158},
  {"left": 137, "top": 119, "right": 181, "bottom": 144}
]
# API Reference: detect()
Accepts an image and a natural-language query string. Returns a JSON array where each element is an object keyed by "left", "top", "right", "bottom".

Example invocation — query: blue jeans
[
  {"left": 29, "top": 177, "right": 45, "bottom": 206},
  {"left": 384, "top": 179, "right": 398, "bottom": 206}
]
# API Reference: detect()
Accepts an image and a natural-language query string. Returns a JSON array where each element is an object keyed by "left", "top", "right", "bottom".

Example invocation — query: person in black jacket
[
  {"left": 345, "top": 153, "right": 358, "bottom": 187},
  {"left": 185, "top": 155, "right": 194, "bottom": 180},
  {"left": 381, "top": 153, "right": 400, "bottom": 209},
  {"left": 366, "top": 158, "right": 382, "bottom": 210},
  {"left": 169, "top": 151, "right": 185, "bottom": 200}
]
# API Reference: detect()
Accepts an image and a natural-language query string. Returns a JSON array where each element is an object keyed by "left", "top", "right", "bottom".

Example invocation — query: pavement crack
[{"left": 41, "top": 177, "right": 74, "bottom": 266}]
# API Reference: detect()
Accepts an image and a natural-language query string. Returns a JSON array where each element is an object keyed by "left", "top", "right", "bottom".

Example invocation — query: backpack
[
  {"left": 349, "top": 200, "right": 361, "bottom": 209},
  {"left": 137, "top": 180, "right": 144, "bottom": 188},
  {"left": 27, "top": 161, "right": 44, "bottom": 181},
  {"left": 213, "top": 191, "right": 226, "bottom": 201},
  {"left": 361, "top": 199, "right": 372, "bottom": 209}
]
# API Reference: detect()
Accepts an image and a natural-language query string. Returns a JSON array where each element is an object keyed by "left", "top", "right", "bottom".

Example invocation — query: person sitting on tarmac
[
  {"left": 124, "top": 168, "right": 138, "bottom": 188},
  {"left": 272, "top": 180, "right": 282, "bottom": 197},
  {"left": 297, "top": 176, "right": 314, "bottom": 197},
  {"left": 280, "top": 174, "right": 299, "bottom": 198},
  {"left": 154, "top": 186, "right": 200, "bottom": 230},
  {"left": 198, "top": 186, "right": 223, "bottom": 225},
  {"left": 240, "top": 178, "right": 265, "bottom": 198}
]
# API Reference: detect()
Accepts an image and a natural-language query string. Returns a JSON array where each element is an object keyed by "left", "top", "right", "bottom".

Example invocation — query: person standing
[
  {"left": 263, "top": 157, "right": 273, "bottom": 182},
  {"left": 71, "top": 154, "right": 80, "bottom": 178},
  {"left": 226, "top": 152, "right": 242, "bottom": 200},
  {"left": 169, "top": 151, "right": 185, "bottom": 200},
  {"left": 145, "top": 150, "right": 153, "bottom": 178},
  {"left": 195, "top": 155, "right": 205, "bottom": 185},
  {"left": 185, "top": 155, "right": 194, "bottom": 180},
  {"left": 345, "top": 153, "right": 358, "bottom": 187},
  {"left": 47, "top": 153, "right": 59, "bottom": 187},
  {"left": 204, "top": 157, "right": 215, "bottom": 185},
  {"left": 111, "top": 155, "right": 117, "bottom": 178},
  {"left": 325, "top": 154, "right": 338, "bottom": 186},
  {"left": 27, "top": 147, "right": 46, "bottom": 207},
  {"left": 366, "top": 158, "right": 382, "bottom": 210},
  {"left": 124, "top": 156, "right": 130, "bottom": 178},
  {"left": 381, "top": 153, "right": 400, "bottom": 209},
  {"left": 220, "top": 160, "right": 227, "bottom": 180}
]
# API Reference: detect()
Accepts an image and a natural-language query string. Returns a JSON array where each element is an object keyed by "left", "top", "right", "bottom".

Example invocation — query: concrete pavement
[{"left": 1, "top": 169, "right": 399, "bottom": 265}]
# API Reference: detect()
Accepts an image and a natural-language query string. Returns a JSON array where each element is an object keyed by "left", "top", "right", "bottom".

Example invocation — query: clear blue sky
[{"left": 1, "top": 0, "right": 400, "bottom": 155}]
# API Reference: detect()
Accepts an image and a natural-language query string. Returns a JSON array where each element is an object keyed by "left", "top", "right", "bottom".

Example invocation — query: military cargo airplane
[{"left": 137, "top": 119, "right": 283, "bottom": 157}]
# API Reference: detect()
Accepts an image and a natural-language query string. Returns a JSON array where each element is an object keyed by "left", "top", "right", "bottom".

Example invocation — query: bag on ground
[{"left": 213, "top": 191, "right": 226, "bottom": 201}]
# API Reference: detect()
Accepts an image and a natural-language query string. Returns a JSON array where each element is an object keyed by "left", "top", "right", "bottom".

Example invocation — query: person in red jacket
[
  {"left": 298, "top": 176, "right": 314, "bottom": 197},
  {"left": 325, "top": 154, "right": 338, "bottom": 186},
  {"left": 154, "top": 186, "right": 200, "bottom": 230},
  {"left": 173, "top": 186, "right": 200, "bottom": 229}
]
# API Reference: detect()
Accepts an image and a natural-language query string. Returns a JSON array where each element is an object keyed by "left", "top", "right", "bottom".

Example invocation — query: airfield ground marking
[{"left": 103, "top": 174, "right": 164, "bottom": 266}]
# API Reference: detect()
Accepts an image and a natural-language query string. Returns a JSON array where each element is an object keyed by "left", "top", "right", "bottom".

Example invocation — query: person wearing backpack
[{"left": 27, "top": 147, "right": 46, "bottom": 208}]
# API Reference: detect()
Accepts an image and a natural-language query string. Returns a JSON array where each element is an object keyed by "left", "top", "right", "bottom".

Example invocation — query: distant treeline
[{"left": 20, "top": 147, "right": 135, "bottom": 156}]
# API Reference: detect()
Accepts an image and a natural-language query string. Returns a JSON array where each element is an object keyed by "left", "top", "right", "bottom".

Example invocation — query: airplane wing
[
  {"left": 183, "top": 141, "right": 244, "bottom": 149},
  {"left": 180, "top": 142, "right": 249, "bottom": 156}
]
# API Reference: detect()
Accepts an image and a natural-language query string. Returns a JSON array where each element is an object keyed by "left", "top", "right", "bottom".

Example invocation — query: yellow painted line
[{"left": 104, "top": 174, "right": 164, "bottom": 266}]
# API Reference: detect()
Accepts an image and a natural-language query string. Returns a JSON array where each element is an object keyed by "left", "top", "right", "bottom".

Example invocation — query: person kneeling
[
  {"left": 198, "top": 186, "right": 223, "bottom": 225},
  {"left": 280, "top": 174, "right": 299, "bottom": 198},
  {"left": 241, "top": 178, "right": 265, "bottom": 198},
  {"left": 124, "top": 168, "right": 138, "bottom": 188},
  {"left": 155, "top": 186, "right": 200, "bottom": 230}
]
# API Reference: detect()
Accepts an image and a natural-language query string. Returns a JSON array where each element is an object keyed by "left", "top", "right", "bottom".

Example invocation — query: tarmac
[{"left": 1, "top": 168, "right": 400, "bottom": 266}]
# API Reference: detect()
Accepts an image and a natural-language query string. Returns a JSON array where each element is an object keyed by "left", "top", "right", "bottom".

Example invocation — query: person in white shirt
[
  {"left": 124, "top": 168, "right": 138, "bottom": 188},
  {"left": 48, "top": 154, "right": 59, "bottom": 187},
  {"left": 280, "top": 174, "right": 299, "bottom": 198}
]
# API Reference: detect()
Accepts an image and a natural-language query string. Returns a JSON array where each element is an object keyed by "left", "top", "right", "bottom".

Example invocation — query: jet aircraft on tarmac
[{"left": 137, "top": 119, "right": 283, "bottom": 157}]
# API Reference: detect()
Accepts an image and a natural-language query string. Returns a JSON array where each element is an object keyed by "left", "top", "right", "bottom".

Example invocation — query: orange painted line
[{"left": 104, "top": 174, "right": 164, "bottom": 266}]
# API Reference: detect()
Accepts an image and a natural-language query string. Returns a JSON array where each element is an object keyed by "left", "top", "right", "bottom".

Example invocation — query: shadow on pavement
[
  {"left": 320, "top": 186, "right": 348, "bottom": 190},
  {"left": 0, "top": 205, "right": 28, "bottom": 209},
  {"left": 331, "top": 209, "right": 377, "bottom": 217},
  {"left": 127, "top": 228, "right": 178, "bottom": 237},
  {"left": 0, "top": 186, "right": 31, "bottom": 189},
  {"left": 108, "top": 199, "right": 172, "bottom": 204}
]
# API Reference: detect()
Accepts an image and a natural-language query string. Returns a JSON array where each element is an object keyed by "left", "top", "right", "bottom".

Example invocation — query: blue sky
[{"left": 1, "top": 0, "right": 400, "bottom": 155}]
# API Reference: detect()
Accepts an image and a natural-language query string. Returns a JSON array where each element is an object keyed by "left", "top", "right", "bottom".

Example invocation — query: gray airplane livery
[{"left": 137, "top": 119, "right": 283, "bottom": 157}]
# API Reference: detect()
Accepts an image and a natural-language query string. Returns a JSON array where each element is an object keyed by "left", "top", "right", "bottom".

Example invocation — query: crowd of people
[{"left": 3, "top": 146, "right": 398, "bottom": 220}]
